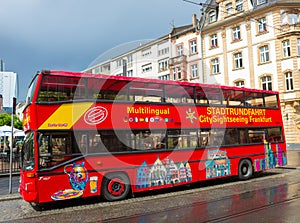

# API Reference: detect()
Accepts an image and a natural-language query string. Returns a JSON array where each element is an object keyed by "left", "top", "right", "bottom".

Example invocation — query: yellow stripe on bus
[{"left": 38, "top": 102, "right": 93, "bottom": 130}]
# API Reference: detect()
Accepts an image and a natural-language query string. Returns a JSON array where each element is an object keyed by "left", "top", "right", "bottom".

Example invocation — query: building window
[
  {"left": 226, "top": 3, "right": 233, "bottom": 16},
  {"left": 159, "top": 74, "right": 170, "bottom": 80},
  {"left": 191, "top": 64, "right": 198, "bottom": 78},
  {"left": 234, "top": 52, "right": 243, "bottom": 69},
  {"left": 282, "top": 40, "right": 291, "bottom": 58},
  {"left": 142, "top": 64, "right": 152, "bottom": 73},
  {"left": 127, "top": 55, "right": 133, "bottom": 67},
  {"left": 158, "top": 47, "right": 169, "bottom": 56},
  {"left": 172, "top": 67, "right": 182, "bottom": 80},
  {"left": 258, "top": 17, "right": 267, "bottom": 32},
  {"left": 127, "top": 70, "right": 133, "bottom": 77},
  {"left": 177, "top": 45, "right": 183, "bottom": 56},
  {"left": 211, "top": 58, "right": 220, "bottom": 74},
  {"left": 158, "top": 59, "right": 169, "bottom": 72},
  {"left": 209, "top": 10, "right": 216, "bottom": 23},
  {"left": 142, "top": 49, "right": 152, "bottom": 57},
  {"left": 261, "top": 76, "right": 272, "bottom": 90},
  {"left": 116, "top": 59, "right": 123, "bottom": 68},
  {"left": 285, "top": 72, "right": 294, "bottom": 91},
  {"left": 259, "top": 45, "right": 270, "bottom": 63},
  {"left": 177, "top": 67, "right": 182, "bottom": 79},
  {"left": 235, "top": 80, "right": 244, "bottom": 87},
  {"left": 281, "top": 12, "right": 288, "bottom": 25},
  {"left": 257, "top": 0, "right": 267, "bottom": 5},
  {"left": 210, "top": 34, "right": 218, "bottom": 47},
  {"left": 93, "top": 67, "right": 100, "bottom": 74},
  {"left": 236, "top": 0, "right": 243, "bottom": 11},
  {"left": 288, "top": 13, "right": 299, "bottom": 24},
  {"left": 282, "top": 12, "right": 299, "bottom": 25},
  {"left": 298, "top": 39, "right": 300, "bottom": 56},
  {"left": 190, "top": 39, "right": 197, "bottom": 54},
  {"left": 233, "top": 26, "right": 241, "bottom": 41},
  {"left": 173, "top": 68, "right": 176, "bottom": 80}
]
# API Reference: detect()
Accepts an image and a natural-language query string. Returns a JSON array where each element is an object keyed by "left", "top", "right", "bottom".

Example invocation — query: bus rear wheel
[
  {"left": 101, "top": 173, "right": 130, "bottom": 201},
  {"left": 238, "top": 159, "right": 253, "bottom": 180}
]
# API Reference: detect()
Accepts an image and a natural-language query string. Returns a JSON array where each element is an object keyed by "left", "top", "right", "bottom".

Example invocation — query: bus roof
[{"left": 39, "top": 70, "right": 279, "bottom": 95}]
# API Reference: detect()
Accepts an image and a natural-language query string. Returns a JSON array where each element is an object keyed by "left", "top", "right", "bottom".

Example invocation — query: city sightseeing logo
[{"left": 84, "top": 106, "right": 108, "bottom": 125}]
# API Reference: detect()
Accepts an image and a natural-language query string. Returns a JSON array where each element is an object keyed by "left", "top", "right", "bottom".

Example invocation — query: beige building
[
  {"left": 85, "top": 0, "right": 300, "bottom": 145},
  {"left": 169, "top": 14, "right": 203, "bottom": 83},
  {"left": 200, "top": 0, "right": 300, "bottom": 145}
]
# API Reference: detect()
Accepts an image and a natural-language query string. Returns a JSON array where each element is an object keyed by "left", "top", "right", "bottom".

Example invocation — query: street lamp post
[{"left": 9, "top": 97, "right": 16, "bottom": 194}]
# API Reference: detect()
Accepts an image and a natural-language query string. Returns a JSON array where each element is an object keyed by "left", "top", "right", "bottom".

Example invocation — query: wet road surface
[
  {"left": 0, "top": 149, "right": 299, "bottom": 222},
  {"left": 1, "top": 168, "right": 299, "bottom": 223},
  {"left": 106, "top": 182, "right": 300, "bottom": 223}
]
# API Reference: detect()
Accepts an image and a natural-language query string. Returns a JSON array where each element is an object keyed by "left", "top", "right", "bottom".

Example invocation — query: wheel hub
[{"left": 108, "top": 178, "right": 125, "bottom": 196}]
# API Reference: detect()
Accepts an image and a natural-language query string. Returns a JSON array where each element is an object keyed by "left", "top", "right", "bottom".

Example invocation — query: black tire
[
  {"left": 30, "top": 202, "right": 44, "bottom": 211},
  {"left": 101, "top": 173, "right": 130, "bottom": 201},
  {"left": 238, "top": 159, "right": 253, "bottom": 180}
]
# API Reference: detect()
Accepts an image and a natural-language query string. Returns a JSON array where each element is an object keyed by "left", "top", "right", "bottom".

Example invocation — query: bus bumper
[{"left": 19, "top": 182, "right": 38, "bottom": 202}]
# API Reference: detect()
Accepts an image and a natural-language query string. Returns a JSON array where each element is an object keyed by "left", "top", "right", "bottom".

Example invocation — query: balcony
[
  {"left": 278, "top": 23, "right": 300, "bottom": 36},
  {"left": 169, "top": 55, "right": 187, "bottom": 66}
]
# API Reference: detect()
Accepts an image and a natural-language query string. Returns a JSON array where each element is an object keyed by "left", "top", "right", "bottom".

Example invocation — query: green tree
[{"left": 0, "top": 113, "right": 23, "bottom": 130}]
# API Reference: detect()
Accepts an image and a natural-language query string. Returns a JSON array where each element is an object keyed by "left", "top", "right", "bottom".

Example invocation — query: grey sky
[{"left": 0, "top": 0, "right": 199, "bottom": 101}]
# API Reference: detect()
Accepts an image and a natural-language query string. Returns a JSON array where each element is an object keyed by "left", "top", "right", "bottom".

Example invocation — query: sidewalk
[
  {"left": 0, "top": 175, "right": 20, "bottom": 201},
  {"left": 285, "top": 149, "right": 300, "bottom": 168}
]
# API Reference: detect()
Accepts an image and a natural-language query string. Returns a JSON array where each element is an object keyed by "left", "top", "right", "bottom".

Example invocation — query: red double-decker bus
[{"left": 19, "top": 70, "right": 287, "bottom": 205}]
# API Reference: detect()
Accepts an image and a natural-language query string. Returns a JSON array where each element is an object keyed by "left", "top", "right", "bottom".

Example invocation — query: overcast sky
[{"left": 0, "top": 0, "right": 200, "bottom": 101}]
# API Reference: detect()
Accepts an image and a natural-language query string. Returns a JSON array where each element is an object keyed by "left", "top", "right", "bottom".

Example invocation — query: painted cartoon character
[{"left": 64, "top": 162, "right": 88, "bottom": 191}]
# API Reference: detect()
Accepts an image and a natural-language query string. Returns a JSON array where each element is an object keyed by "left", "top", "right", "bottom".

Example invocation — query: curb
[
  {"left": 278, "top": 165, "right": 299, "bottom": 170},
  {"left": 0, "top": 193, "right": 20, "bottom": 202}
]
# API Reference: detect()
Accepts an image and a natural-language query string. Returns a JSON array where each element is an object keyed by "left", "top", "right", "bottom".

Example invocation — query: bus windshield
[
  {"left": 25, "top": 75, "right": 39, "bottom": 106},
  {"left": 21, "top": 132, "right": 35, "bottom": 170}
]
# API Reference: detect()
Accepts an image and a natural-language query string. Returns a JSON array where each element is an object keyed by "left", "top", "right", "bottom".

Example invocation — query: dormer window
[
  {"left": 257, "top": 0, "right": 267, "bottom": 5},
  {"left": 209, "top": 10, "right": 216, "bottom": 23},
  {"left": 226, "top": 3, "right": 233, "bottom": 16},
  {"left": 236, "top": 0, "right": 243, "bottom": 11}
]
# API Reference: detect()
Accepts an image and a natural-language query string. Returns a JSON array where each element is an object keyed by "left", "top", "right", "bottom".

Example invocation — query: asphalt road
[
  {"left": 0, "top": 149, "right": 299, "bottom": 223},
  {"left": 0, "top": 167, "right": 298, "bottom": 223}
]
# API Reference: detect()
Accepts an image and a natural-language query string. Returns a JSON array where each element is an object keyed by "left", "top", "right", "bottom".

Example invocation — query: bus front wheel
[
  {"left": 238, "top": 159, "right": 253, "bottom": 180},
  {"left": 101, "top": 173, "right": 130, "bottom": 201}
]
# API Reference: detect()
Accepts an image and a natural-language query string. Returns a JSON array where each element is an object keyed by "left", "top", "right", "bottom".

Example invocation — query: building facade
[
  {"left": 85, "top": 0, "right": 300, "bottom": 145},
  {"left": 0, "top": 71, "right": 18, "bottom": 111},
  {"left": 169, "top": 14, "right": 203, "bottom": 83},
  {"left": 86, "top": 36, "right": 172, "bottom": 80},
  {"left": 201, "top": 0, "right": 300, "bottom": 144}
]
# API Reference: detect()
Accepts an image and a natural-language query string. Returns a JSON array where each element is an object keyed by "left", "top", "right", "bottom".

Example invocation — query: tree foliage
[{"left": 0, "top": 113, "right": 23, "bottom": 130}]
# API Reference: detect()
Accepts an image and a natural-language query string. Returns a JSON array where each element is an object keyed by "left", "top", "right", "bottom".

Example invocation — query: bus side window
[
  {"left": 224, "top": 129, "right": 239, "bottom": 145},
  {"left": 239, "top": 129, "right": 247, "bottom": 144},
  {"left": 248, "top": 130, "right": 265, "bottom": 143},
  {"left": 267, "top": 127, "right": 282, "bottom": 142},
  {"left": 199, "top": 130, "right": 210, "bottom": 147},
  {"left": 89, "top": 133, "right": 106, "bottom": 153},
  {"left": 167, "top": 130, "right": 180, "bottom": 149},
  {"left": 39, "top": 135, "right": 51, "bottom": 168}
]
